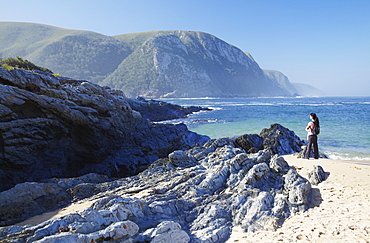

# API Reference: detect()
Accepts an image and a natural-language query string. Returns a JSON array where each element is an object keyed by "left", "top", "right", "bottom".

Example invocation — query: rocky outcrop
[
  {"left": 0, "top": 173, "right": 110, "bottom": 227},
  {"left": 0, "top": 138, "right": 319, "bottom": 242},
  {"left": 0, "top": 67, "right": 209, "bottom": 192},
  {"left": 234, "top": 123, "right": 305, "bottom": 154},
  {"left": 126, "top": 97, "right": 211, "bottom": 122}
]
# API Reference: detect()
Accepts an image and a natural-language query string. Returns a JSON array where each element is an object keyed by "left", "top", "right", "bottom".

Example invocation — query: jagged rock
[
  {"left": 308, "top": 165, "right": 330, "bottom": 185},
  {"left": 0, "top": 138, "right": 315, "bottom": 242},
  {"left": 34, "top": 221, "right": 139, "bottom": 243},
  {"left": 270, "top": 154, "right": 290, "bottom": 173},
  {"left": 149, "top": 221, "right": 190, "bottom": 243},
  {"left": 284, "top": 169, "right": 312, "bottom": 207},
  {"left": 0, "top": 67, "right": 209, "bottom": 192},
  {"left": 0, "top": 173, "right": 109, "bottom": 226},
  {"left": 234, "top": 124, "right": 304, "bottom": 156},
  {"left": 168, "top": 150, "right": 197, "bottom": 168},
  {"left": 296, "top": 145, "right": 329, "bottom": 159},
  {"left": 260, "top": 123, "right": 305, "bottom": 154},
  {"left": 127, "top": 97, "right": 211, "bottom": 122},
  {"left": 233, "top": 133, "right": 263, "bottom": 153}
]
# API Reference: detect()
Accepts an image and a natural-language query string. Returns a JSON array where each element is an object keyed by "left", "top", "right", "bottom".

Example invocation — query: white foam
[{"left": 326, "top": 151, "right": 370, "bottom": 162}]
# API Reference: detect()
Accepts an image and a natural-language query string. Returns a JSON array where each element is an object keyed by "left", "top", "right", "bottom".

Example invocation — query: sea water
[{"left": 159, "top": 96, "right": 370, "bottom": 162}]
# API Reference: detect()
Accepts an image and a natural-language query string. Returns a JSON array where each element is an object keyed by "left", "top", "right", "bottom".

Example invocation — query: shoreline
[
  {"left": 227, "top": 155, "right": 370, "bottom": 242},
  {"left": 13, "top": 155, "right": 370, "bottom": 242}
]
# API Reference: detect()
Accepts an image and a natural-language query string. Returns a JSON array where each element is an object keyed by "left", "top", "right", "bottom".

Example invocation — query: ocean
[{"left": 159, "top": 96, "right": 370, "bottom": 162}]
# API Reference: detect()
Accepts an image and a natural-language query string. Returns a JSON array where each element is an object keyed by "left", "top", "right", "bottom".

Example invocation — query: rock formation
[
  {"left": 0, "top": 64, "right": 330, "bottom": 242},
  {"left": 234, "top": 123, "right": 305, "bottom": 154},
  {"left": 308, "top": 165, "right": 330, "bottom": 185},
  {"left": 1, "top": 137, "right": 327, "bottom": 242},
  {"left": 0, "top": 67, "right": 209, "bottom": 192},
  {"left": 126, "top": 97, "right": 211, "bottom": 122}
]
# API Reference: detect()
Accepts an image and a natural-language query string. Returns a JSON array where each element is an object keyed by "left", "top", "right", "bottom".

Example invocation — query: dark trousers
[{"left": 305, "top": 135, "right": 319, "bottom": 159}]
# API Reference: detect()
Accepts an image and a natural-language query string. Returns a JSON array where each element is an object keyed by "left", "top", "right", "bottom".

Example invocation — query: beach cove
[{"left": 1, "top": 68, "right": 369, "bottom": 242}]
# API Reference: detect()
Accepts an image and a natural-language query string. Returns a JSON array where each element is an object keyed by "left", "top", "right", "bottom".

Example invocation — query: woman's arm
[{"left": 306, "top": 122, "right": 312, "bottom": 131}]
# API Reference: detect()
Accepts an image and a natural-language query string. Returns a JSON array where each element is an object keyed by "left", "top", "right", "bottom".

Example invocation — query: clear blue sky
[{"left": 1, "top": 0, "right": 370, "bottom": 96}]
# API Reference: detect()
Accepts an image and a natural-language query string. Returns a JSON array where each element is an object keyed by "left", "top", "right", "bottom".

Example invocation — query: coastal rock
[
  {"left": 260, "top": 124, "right": 304, "bottom": 155},
  {"left": 270, "top": 154, "right": 290, "bottom": 173},
  {"left": 284, "top": 169, "right": 312, "bottom": 207},
  {"left": 233, "top": 134, "right": 263, "bottom": 153},
  {"left": 0, "top": 173, "right": 109, "bottom": 226},
  {"left": 0, "top": 67, "right": 209, "bottom": 192},
  {"left": 149, "top": 221, "right": 190, "bottom": 243},
  {"left": 127, "top": 97, "right": 210, "bottom": 122},
  {"left": 234, "top": 124, "right": 304, "bottom": 155},
  {"left": 308, "top": 165, "right": 330, "bottom": 185},
  {"left": 1, "top": 138, "right": 315, "bottom": 242},
  {"left": 297, "top": 145, "right": 329, "bottom": 159},
  {"left": 168, "top": 150, "right": 198, "bottom": 168}
]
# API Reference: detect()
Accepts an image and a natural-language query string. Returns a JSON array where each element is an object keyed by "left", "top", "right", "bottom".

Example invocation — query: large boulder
[
  {"left": 260, "top": 124, "right": 305, "bottom": 154},
  {"left": 308, "top": 165, "right": 330, "bottom": 186},
  {"left": 234, "top": 123, "right": 305, "bottom": 155}
]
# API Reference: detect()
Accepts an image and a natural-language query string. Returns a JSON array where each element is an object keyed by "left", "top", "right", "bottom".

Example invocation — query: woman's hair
[{"left": 310, "top": 113, "right": 320, "bottom": 127}]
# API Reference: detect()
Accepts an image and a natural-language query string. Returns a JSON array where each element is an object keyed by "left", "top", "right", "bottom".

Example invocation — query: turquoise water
[{"left": 159, "top": 96, "right": 370, "bottom": 161}]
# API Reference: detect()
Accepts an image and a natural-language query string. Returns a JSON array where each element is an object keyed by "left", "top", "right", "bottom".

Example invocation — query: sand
[
  {"left": 15, "top": 198, "right": 98, "bottom": 226},
  {"left": 16, "top": 156, "right": 370, "bottom": 242},
  {"left": 227, "top": 155, "right": 370, "bottom": 243}
]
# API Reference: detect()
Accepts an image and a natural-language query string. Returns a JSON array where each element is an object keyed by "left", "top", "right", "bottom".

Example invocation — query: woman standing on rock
[{"left": 305, "top": 113, "right": 320, "bottom": 159}]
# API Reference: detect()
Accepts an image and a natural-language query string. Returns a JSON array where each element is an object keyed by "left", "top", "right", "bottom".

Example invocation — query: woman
[{"left": 305, "top": 113, "right": 319, "bottom": 159}]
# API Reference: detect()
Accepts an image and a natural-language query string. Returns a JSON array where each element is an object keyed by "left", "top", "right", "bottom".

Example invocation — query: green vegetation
[
  {"left": 0, "top": 56, "right": 53, "bottom": 73},
  {"left": 0, "top": 22, "right": 131, "bottom": 82},
  {"left": 1, "top": 63, "right": 14, "bottom": 71}
]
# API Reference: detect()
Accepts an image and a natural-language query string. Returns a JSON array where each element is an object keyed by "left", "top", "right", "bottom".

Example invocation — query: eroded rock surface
[
  {"left": 0, "top": 68, "right": 209, "bottom": 192},
  {"left": 234, "top": 123, "right": 304, "bottom": 155},
  {"left": 1, "top": 139, "right": 316, "bottom": 242}
]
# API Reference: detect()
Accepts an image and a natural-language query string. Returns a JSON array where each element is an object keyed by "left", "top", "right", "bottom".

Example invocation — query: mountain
[
  {"left": 0, "top": 22, "right": 319, "bottom": 98},
  {"left": 0, "top": 22, "right": 131, "bottom": 83},
  {"left": 263, "top": 70, "right": 300, "bottom": 96},
  {"left": 106, "top": 31, "right": 294, "bottom": 98},
  {"left": 292, "top": 83, "right": 325, "bottom": 96}
]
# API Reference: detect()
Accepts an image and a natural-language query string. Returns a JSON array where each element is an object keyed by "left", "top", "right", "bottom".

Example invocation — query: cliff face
[
  {"left": 263, "top": 70, "right": 300, "bottom": 96},
  {"left": 0, "top": 67, "right": 209, "bottom": 192},
  {"left": 292, "top": 82, "right": 325, "bottom": 96},
  {"left": 0, "top": 23, "right": 308, "bottom": 98}
]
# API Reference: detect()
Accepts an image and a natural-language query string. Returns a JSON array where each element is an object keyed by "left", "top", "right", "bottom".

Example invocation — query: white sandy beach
[
  {"left": 16, "top": 156, "right": 370, "bottom": 243},
  {"left": 227, "top": 155, "right": 370, "bottom": 243}
]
